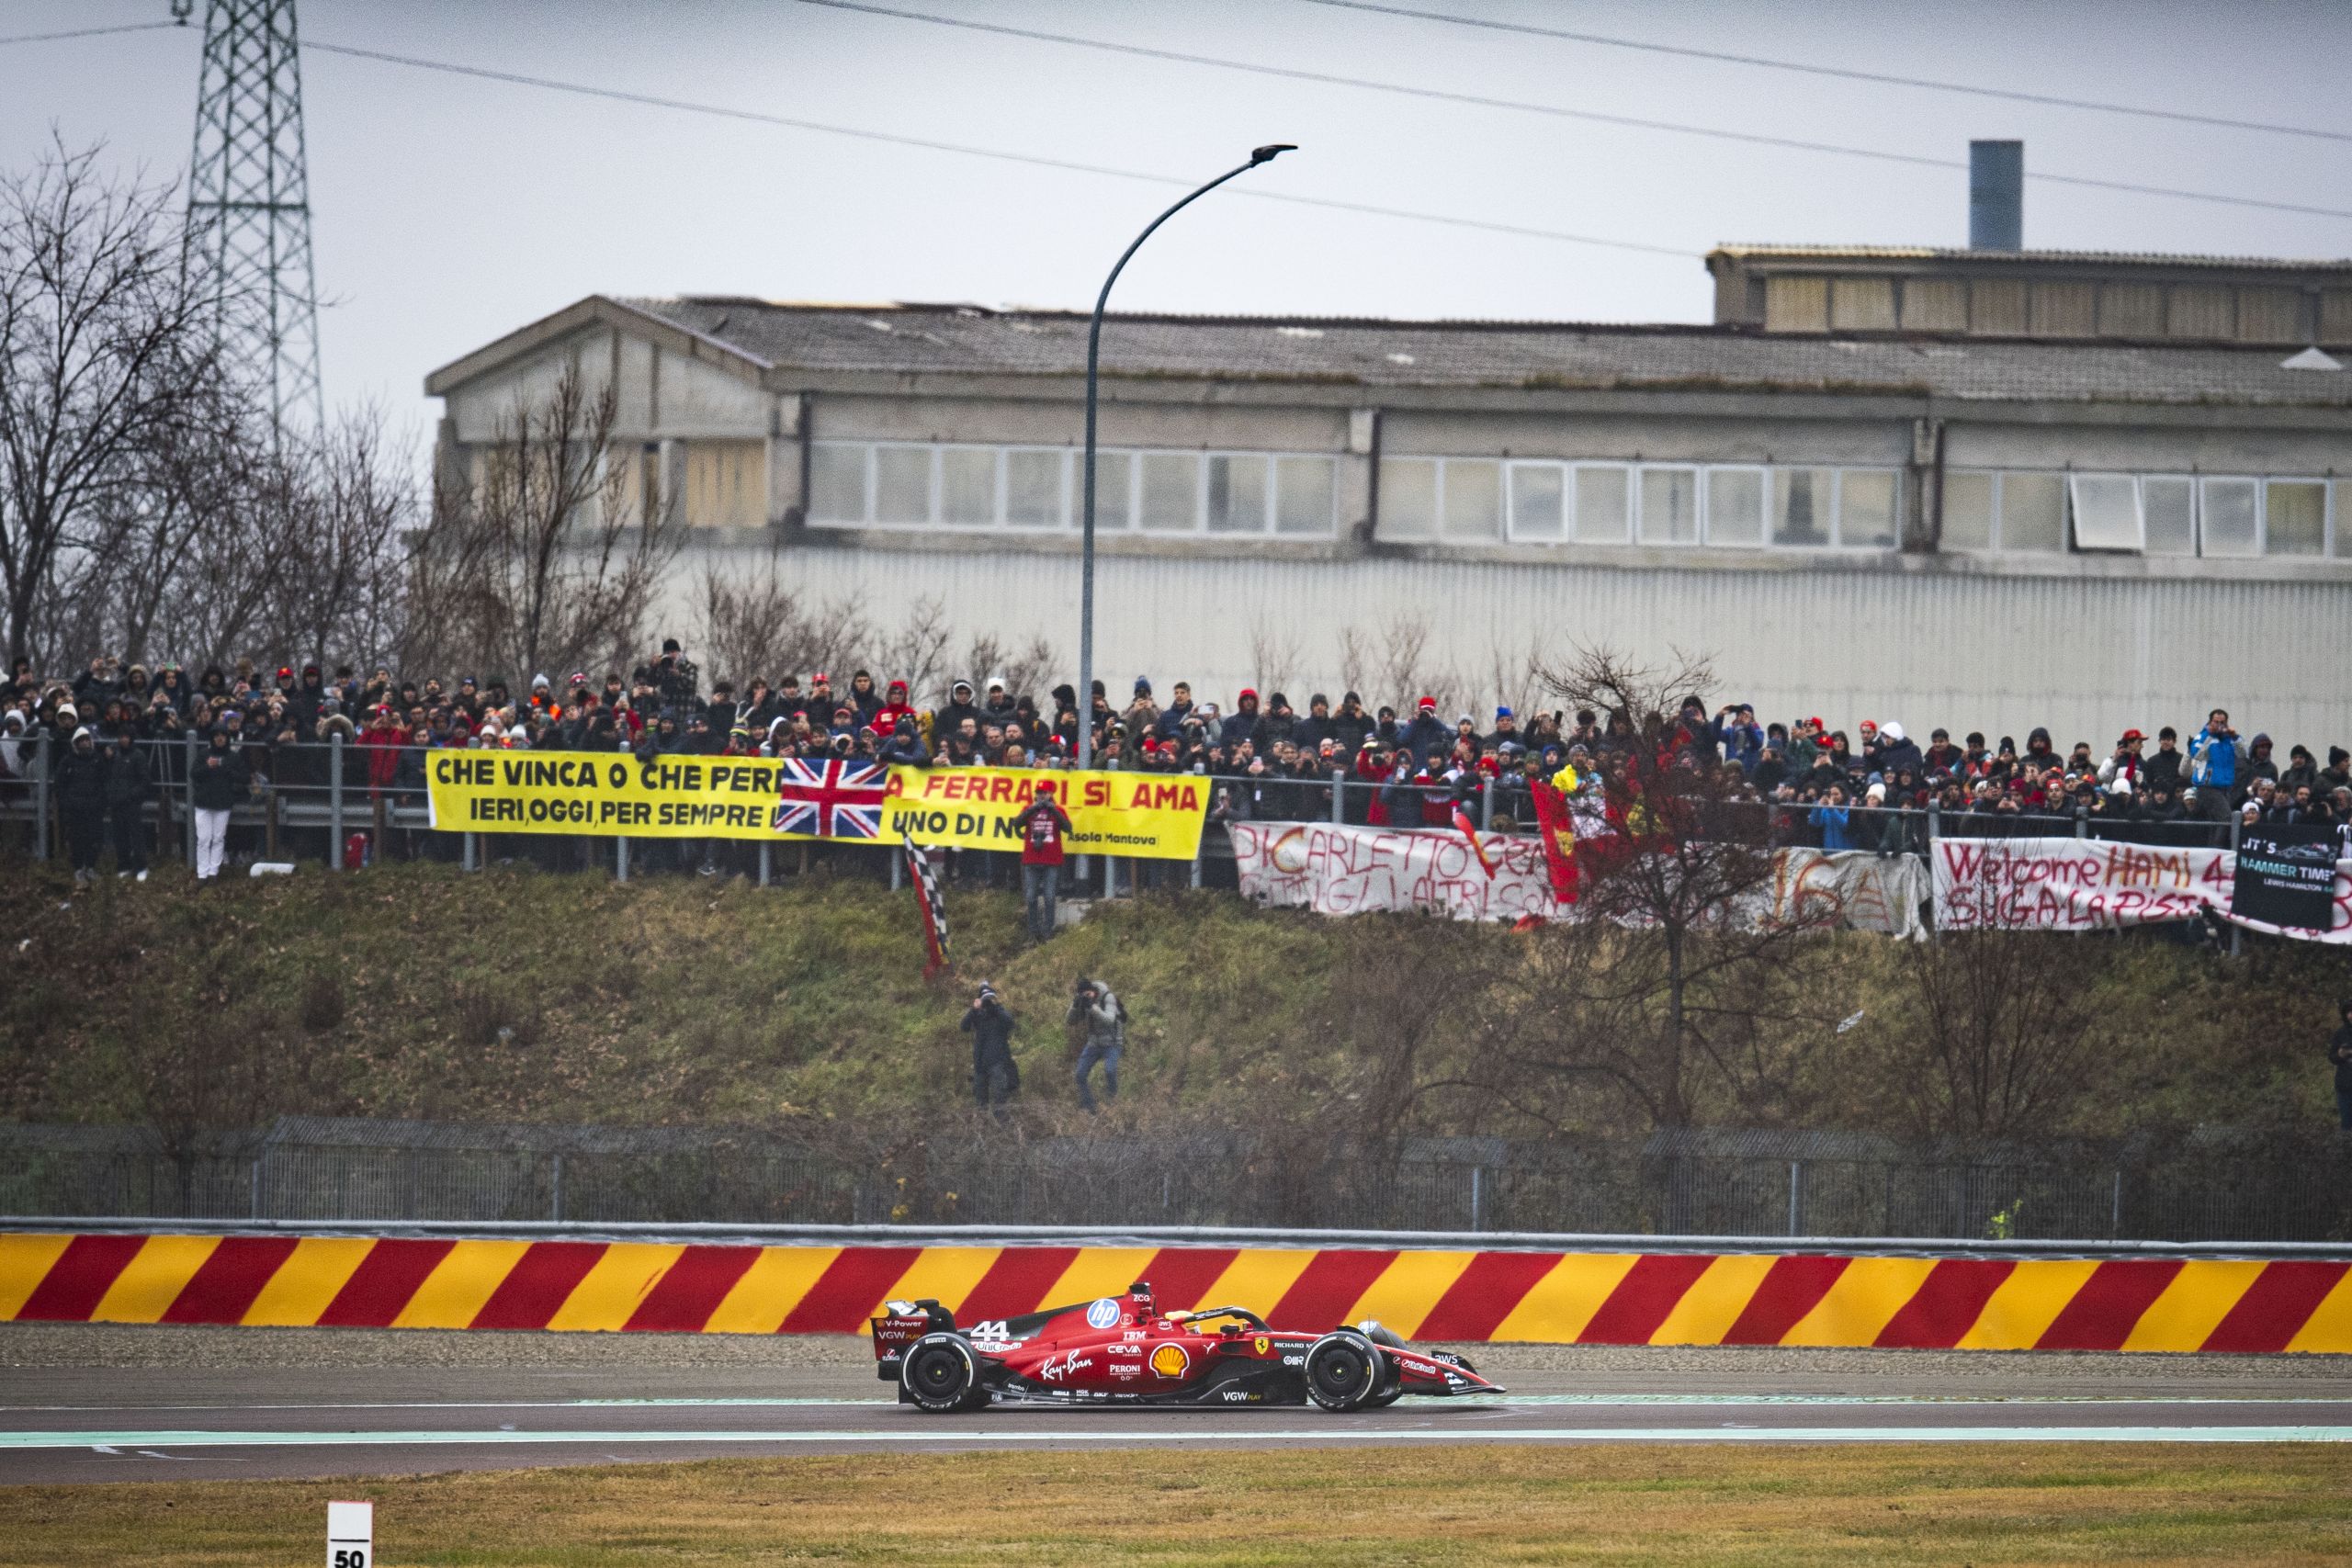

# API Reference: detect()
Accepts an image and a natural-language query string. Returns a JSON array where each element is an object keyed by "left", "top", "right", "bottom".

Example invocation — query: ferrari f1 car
[{"left": 871, "top": 1280, "right": 1503, "bottom": 1412}]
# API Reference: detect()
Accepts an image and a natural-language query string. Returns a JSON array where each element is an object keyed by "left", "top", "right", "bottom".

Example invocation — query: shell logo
[
  {"left": 1268, "top": 827, "right": 1310, "bottom": 874},
  {"left": 1148, "top": 1343, "right": 1191, "bottom": 1378}
]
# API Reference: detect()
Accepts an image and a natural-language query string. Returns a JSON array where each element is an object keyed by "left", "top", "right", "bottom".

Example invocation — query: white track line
[{"left": 4, "top": 1425, "right": 2349, "bottom": 1450}]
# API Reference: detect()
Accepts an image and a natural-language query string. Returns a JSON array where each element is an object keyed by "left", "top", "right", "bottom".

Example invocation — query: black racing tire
[
  {"left": 901, "top": 1335, "right": 980, "bottom": 1414},
  {"left": 1363, "top": 1386, "right": 1405, "bottom": 1409},
  {"left": 1303, "top": 1330, "right": 1385, "bottom": 1413}
]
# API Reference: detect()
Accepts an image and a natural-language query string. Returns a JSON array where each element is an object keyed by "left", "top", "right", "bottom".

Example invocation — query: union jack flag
[{"left": 772, "top": 757, "right": 887, "bottom": 839}]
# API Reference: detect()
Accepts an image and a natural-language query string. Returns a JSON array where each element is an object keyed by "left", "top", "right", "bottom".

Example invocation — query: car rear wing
[{"left": 870, "top": 1297, "right": 955, "bottom": 1362}]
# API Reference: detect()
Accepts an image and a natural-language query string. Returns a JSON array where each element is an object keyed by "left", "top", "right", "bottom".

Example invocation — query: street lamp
[{"left": 1076, "top": 143, "right": 1295, "bottom": 771}]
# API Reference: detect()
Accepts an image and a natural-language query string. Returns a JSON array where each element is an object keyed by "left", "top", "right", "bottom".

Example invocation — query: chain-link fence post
[
  {"left": 31, "top": 728, "right": 50, "bottom": 861},
  {"left": 328, "top": 731, "right": 345, "bottom": 872}
]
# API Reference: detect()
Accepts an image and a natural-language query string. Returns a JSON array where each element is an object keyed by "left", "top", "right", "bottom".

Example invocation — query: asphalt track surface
[{"left": 5, "top": 1325, "right": 2352, "bottom": 1483}]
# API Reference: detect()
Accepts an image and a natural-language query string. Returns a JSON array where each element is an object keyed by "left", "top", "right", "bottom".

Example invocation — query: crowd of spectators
[{"left": 6, "top": 639, "right": 2350, "bottom": 879}]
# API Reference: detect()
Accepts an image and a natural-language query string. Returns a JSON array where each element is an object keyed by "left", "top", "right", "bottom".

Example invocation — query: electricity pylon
[{"left": 176, "top": 0, "right": 324, "bottom": 439}]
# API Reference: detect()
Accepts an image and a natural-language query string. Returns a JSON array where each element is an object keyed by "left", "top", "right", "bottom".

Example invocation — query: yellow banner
[
  {"left": 883, "top": 766, "right": 1207, "bottom": 860},
  {"left": 422, "top": 752, "right": 1208, "bottom": 857},
  {"left": 425, "top": 751, "right": 838, "bottom": 839}
]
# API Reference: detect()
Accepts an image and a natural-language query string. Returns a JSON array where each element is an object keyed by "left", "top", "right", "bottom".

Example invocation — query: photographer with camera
[
  {"left": 1068, "top": 976, "right": 1126, "bottom": 1113},
  {"left": 960, "top": 981, "right": 1019, "bottom": 1120}
]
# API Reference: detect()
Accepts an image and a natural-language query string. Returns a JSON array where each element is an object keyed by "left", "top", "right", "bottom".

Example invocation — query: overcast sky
[{"left": 6, "top": 0, "right": 2349, "bottom": 436}]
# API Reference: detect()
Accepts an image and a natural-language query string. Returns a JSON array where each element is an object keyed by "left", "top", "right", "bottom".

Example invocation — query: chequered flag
[{"left": 904, "top": 831, "right": 949, "bottom": 976}]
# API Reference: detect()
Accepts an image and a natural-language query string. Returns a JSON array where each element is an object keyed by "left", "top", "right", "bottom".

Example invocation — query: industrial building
[{"left": 425, "top": 152, "right": 2352, "bottom": 746}]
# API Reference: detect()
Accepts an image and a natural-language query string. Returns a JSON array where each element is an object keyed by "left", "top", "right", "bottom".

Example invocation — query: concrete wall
[{"left": 656, "top": 538, "right": 2352, "bottom": 750}]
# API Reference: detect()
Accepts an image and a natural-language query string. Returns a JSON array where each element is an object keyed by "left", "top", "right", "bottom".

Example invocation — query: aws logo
[{"left": 1148, "top": 1343, "right": 1191, "bottom": 1378}]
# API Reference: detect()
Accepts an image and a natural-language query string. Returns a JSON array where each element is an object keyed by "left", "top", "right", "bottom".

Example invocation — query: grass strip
[{"left": 3, "top": 1441, "right": 2350, "bottom": 1565}]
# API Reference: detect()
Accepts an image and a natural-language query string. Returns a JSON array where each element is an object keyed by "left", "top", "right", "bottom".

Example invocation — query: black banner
[{"left": 2233, "top": 823, "right": 2339, "bottom": 930}]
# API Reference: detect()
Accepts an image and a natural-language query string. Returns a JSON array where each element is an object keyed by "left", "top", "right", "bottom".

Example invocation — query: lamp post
[{"left": 1076, "top": 144, "right": 1294, "bottom": 771}]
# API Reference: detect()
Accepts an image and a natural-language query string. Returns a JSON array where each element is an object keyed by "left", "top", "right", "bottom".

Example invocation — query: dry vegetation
[{"left": 3, "top": 1445, "right": 2349, "bottom": 1565}]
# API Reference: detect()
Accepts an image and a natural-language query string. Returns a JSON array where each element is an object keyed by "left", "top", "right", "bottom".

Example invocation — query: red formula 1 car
[{"left": 870, "top": 1280, "right": 1503, "bottom": 1412}]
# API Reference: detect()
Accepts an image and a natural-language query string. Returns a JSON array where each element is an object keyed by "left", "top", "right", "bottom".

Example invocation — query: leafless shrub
[
  {"left": 405, "top": 360, "right": 682, "bottom": 686},
  {"left": 696, "top": 558, "right": 866, "bottom": 690},
  {"left": 871, "top": 594, "right": 953, "bottom": 702},
  {"left": 959, "top": 631, "right": 1056, "bottom": 709},
  {"left": 1247, "top": 614, "right": 1302, "bottom": 697}
]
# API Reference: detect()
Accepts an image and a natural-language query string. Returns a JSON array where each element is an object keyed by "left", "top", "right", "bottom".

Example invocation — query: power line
[
  {"left": 301, "top": 39, "right": 1693, "bottom": 257},
  {"left": 794, "top": 0, "right": 2352, "bottom": 223},
  {"left": 1296, "top": 0, "right": 2352, "bottom": 147},
  {"left": 0, "top": 20, "right": 180, "bottom": 46}
]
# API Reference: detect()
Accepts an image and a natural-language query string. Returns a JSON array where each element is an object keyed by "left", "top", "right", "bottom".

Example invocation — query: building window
[
  {"left": 1939, "top": 470, "right": 1994, "bottom": 550},
  {"left": 2143, "top": 476, "right": 2196, "bottom": 556},
  {"left": 939, "top": 446, "right": 998, "bottom": 526},
  {"left": 1140, "top": 453, "right": 1199, "bottom": 532},
  {"left": 1273, "top": 456, "right": 1336, "bottom": 536},
  {"left": 2199, "top": 478, "right": 2260, "bottom": 558},
  {"left": 1205, "top": 454, "right": 1269, "bottom": 534},
  {"left": 2337, "top": 480, "right": 2352, "bottom": 558},
  {"left": 1639, "top": 466, "right": 1699, "bottom": 546},
  {"left": 1703, "top": 468, "right": 1766, "bottom": 547},
  {"left": 1573, "top": 465, "right": 1630, "bottom": 543},
  {"left": 2067, "top": 473, "right": 2143, "bottom": 551},
  {"left": 1442, "top": 459, "right": 1503, "bottom": 541},
  {"left": 2002, "top": 473, "right": 2066, "bottom": 553},
  {"left": 1378, "top": 457, "right": 1437, "bottom": 540},
  {"left": 809, "top": 442, "right": 869, "bottom": 523},
  {"left": 2266, "top": 479, "right": 2326, "bottom": 557},
  {"left": 1507, "top": 462, "right": 1566, "bottom": 541},
  {"left": 874, "top": 445, "right": 933, "bottom": 525},
  {"left": 1838, "top": 470, "right": 1899, "bottom": 548},
  {"left": 1773, "top": 468, "right": 1834, "bottom": 547},
  {"left": 1005, "top": 448, "right": 1068, "bottom": 527},
  {"left": 1087, "top": 452, "right": 1131, "bottom": 530}
]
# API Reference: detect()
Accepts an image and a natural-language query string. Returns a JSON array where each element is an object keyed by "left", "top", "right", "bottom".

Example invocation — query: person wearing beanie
[
  {"left": 190, "top": 725, "right": 251, "bottom": 881},
  {"left": 1402, "top": 695, "right": 1451, "bottom": 766},
  {"left": 1068, "top": 975, "right": 1125, "bottom": 1114},
  {"left": 55, "top": 726, "right": 109, "bottom": 884},
  {"left": 960, "top": 981, "right": 1020, "bottom": 1118},
  {"left": 104, "top": 728, "right": 152, "bottom": 881},
  {"left": 2330, "top": 998, "right": 2352, "bottom": 1132}
]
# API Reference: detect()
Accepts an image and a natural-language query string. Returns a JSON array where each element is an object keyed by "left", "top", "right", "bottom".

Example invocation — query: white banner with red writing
[
  {"left": 1228, "top": 821, "right": 1562, "bottom": 922},
  {"left": 1931, "top": 836, "right": 2352, "bottom": 942},
  {"left": 1229, "top": 822, "right": 1928, "bottom": 931}
]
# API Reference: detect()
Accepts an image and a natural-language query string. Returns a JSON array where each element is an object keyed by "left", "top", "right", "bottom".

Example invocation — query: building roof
[
  {"left": 1706, "top": 243, "right": 2352, "bottom": 272},
  {"left": 608, "top": 296, "right": 2352, "bottom": 410}
]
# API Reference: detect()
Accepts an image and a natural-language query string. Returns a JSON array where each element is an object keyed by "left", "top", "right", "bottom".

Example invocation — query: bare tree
[
  {"left": 1247, "top": 613, "right": 1301, "bottom": 697},
  {"left": 407, "top": 361, "right": 681, "bottom": 684},
  {"left": 1881, "top": 878, "right": 2107, "bottom": 1139},
  {"left": 871, "top": 594, "right": 953, "bottom": 704},
  {"left": 1480, "top": 645, "right": 1843, "bottom": 1126},
  {"left": 1335, "top": 624, "right": 1372, "bottom": 702},
  {"left": 0, "top": 139, "right": 228, "bottom": 665},
  {"left": 267, "top": 407, "right": 420, "bottom": 673},
  {"left": 959, "top": 630, "right": 1057, "bottom": 709},
  {"left": 695, "top": 556, "right": 866, "bottom": 689}
]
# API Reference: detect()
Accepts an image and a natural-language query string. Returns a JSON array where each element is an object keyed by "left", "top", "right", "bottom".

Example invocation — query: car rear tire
[
  {"left": 901, "top": 1335, "right": 981, "bottom": 1414},
  {"left": 1304, "top": 1330, "right": 1385, "bottom": 1413}
]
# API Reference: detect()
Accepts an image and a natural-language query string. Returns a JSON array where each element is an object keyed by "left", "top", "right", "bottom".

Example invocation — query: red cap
[
  {"left": 2120, "top": 728, "right": 2146, "bottom": 741},
  {"left": 1418, "top": 696, "right": 1437, "bottom": 710},
  {"left": 1035, "top": 780, "right": 1056, "bottom": 795}
]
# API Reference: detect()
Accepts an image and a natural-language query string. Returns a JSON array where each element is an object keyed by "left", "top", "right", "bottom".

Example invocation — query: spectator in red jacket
[{"left": 1014, "top": 782, "right": 1075, "bottom": 940}]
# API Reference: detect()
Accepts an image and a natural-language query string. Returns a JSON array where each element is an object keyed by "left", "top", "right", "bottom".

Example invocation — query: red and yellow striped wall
[{"left": 5, "top": 1234, "right": 2349, "bottom": 1352}]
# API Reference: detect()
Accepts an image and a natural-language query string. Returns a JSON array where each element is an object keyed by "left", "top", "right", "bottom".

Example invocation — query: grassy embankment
[
  {"left": 2, "top": 1446, "right": 2349, "bottom": 1565},
  {"left": 0, "top": 853, "right": 2340, "bottom": 1136}
]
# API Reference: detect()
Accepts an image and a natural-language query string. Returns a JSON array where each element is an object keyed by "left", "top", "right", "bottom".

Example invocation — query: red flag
[
  {"left": 1451, "top": 806, "right": 1499, "bottom": 880},
  {"left": 1527, "top": 766, "right": 1581, "bottom": 905}
]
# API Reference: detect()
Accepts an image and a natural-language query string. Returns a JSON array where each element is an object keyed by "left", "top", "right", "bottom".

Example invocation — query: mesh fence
[{"left": 3, "top": 1118, "right": 2345, "bottom": 1242}]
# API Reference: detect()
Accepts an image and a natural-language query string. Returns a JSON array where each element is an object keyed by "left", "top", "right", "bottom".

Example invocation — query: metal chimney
[{"left": 1970, "top": 141, "right": 2022, "bottom": 251}]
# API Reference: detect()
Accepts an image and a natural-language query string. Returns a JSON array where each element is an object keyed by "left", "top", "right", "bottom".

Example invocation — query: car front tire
[
  {"left": 1303, "top": 1330, "right": 1385, "bottom": 1413},
  {"left": 901, "top": 1335, "right": 983, "bottom": 1413}
]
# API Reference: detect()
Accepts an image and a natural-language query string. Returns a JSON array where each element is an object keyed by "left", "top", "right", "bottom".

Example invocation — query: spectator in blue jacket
[{"left": 1809, "top": 784, "right": 1856, "bottom": 852}]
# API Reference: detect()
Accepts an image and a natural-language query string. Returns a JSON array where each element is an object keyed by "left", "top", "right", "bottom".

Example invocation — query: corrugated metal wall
[{"left": 668, "top": 544, "right": 2352, "bottom": 750}]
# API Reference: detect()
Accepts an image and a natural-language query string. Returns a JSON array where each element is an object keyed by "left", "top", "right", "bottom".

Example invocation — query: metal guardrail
[
  {"left": 6, "top": 1120, "right": 2344, "bottom": 1246},
  {"left": 6, "top": 1214, "right": 2346, "bottom": 1260}
]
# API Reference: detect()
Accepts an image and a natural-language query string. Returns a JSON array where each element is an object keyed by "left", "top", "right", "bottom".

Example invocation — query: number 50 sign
[{"left": 328, "top": 1501, "right": 373, "bottom": 1567}]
